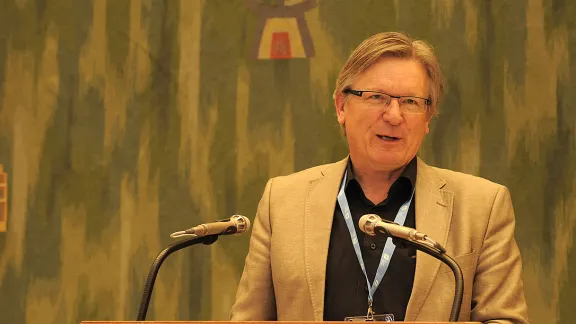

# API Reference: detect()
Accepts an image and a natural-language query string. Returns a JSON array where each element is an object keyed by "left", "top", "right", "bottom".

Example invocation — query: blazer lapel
[
  {"left": 405, "top": 158, "right": 454, "bottom": 321},
  {"left": 303, "top": 157, "right": 348, "bottom": 321}
]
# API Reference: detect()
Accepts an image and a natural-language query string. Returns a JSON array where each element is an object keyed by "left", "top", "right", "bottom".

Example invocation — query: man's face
[{"left": 335, "top": 57, "right": 431, "bottom": 172}]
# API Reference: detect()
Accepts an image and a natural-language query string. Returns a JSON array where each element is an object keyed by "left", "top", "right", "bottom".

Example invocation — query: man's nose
[{"left": 381, "top": 99, "right": 403, "bottom": 125}]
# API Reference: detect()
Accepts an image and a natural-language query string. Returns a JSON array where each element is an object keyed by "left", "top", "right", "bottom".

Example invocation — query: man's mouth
[{"left": 377, "top": 134, "right": 400, "bottom": 141}]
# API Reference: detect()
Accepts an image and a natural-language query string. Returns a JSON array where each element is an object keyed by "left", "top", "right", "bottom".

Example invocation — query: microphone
[
  {"left": 358, "top": 214, "right": 445, "bottom": 252},
  {"left": 359, "top": 214, "right": 426, "bottom": 240},
  {"left": 170, "top": 215, "right": 251, "bottom": 238},
  {"left": 138, "top": 215, "right": 249, "bottom": 321}
]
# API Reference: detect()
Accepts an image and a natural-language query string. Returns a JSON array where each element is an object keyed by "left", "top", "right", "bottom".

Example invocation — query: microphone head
[
  {"left": 358, "top": 214, "right": 382, "bottom": 236},
  {"left": 230, "top": 214, "right": 251, "bottom": 235}
]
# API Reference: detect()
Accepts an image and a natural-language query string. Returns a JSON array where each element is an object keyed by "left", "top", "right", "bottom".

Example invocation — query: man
[{"left": 230, "top": 32, "right": 528, "bottom": 323}]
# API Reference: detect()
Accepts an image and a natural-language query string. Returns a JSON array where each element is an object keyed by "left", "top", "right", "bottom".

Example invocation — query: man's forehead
[{"left": 353, "top": 60, "right": 429, "bottom": 95}]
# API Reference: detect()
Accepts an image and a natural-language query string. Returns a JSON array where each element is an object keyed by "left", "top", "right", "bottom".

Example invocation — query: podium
[{"left": 81, "top": 321, "right": 482, "bottom": 323}]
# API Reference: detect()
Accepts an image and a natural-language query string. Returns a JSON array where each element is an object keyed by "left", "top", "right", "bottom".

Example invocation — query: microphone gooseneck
[
  {"left": 137, "top": 214, "right": 251, "bottom": 321},
  {"left": 136, "top": 235, "right": 218, "bottom": 321},
  {"left": 358, "top": 214, "right": 463, "bottom": 322}
]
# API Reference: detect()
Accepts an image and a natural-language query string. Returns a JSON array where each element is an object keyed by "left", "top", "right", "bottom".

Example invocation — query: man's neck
[{"left": 351, "top": 160, "right": 407, "bottom": 204}]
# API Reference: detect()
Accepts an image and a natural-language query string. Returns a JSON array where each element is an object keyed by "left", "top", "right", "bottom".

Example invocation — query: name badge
[{"left": 344, "top": 314, "right": 395, "bottom": 322}]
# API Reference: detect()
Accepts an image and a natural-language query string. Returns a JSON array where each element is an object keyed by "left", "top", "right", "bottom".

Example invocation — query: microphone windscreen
[
  {"left": 232, "top": 215, "right": 251, "bottom": 234},
  {"left": 358, "top": 214, "right": 381, "bottom": 236}
]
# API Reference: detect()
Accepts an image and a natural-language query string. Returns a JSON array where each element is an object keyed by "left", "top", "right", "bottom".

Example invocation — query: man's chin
[{"left": 368, "top": 154, "right": 410, "bottom": 171}]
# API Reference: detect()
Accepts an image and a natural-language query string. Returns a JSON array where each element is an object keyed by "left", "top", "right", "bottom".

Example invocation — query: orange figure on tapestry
[{"left": 247, "top": 0, "right": 316, "bottom": 60}]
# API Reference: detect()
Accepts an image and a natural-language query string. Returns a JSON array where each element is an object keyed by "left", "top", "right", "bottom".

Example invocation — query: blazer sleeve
[
  {"left": 470, "top": 185, "right": 529, "bottom": 324},
  {"left": 230, "top": 179, "right": 277, "bottom": 320}
]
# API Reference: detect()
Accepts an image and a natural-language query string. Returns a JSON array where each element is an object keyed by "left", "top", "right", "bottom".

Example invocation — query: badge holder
[
  {"left": 343, "top": 314, "right": 394, "bottom": 322},
  {"left": 344, "top": 302, "right": 394, "bottom": 322}
]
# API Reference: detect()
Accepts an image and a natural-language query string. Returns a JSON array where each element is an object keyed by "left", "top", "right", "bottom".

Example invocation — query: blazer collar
[
  {"left": 303, "top": 157, "right": 348, "bottom": 321},
  {"left": 405, "top": 157, "right": 454, "bottom": 320}
]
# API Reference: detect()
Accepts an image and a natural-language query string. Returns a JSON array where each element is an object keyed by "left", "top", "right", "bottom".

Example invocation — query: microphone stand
[
  {"left": 392, "top": 237, "right": 464, "bottom": 322},
  {"left": 136, "top": 235, "right": 219, "bottom": 321}
]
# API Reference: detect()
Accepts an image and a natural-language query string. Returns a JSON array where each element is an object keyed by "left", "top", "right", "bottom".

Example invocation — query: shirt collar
[{"left": 344, "top": 156, "right": 417, "bottom": 193}]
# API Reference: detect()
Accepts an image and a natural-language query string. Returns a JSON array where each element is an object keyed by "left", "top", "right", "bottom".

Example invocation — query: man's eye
[
  {"left": 368, "top": 94, "right": 384, "bottom": 100},
  {"left": 402, "top": 98, "right": 424, "bottom": 108}
]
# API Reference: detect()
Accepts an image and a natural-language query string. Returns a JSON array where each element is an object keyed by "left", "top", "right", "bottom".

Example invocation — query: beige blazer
[{"left": 230, "top": 157, "right": 528, "bottom": 323}]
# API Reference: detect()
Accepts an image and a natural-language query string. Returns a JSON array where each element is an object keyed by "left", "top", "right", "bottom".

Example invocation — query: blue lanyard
[{"left": 337, "top": 170, "right": 414, "bottom": 310}]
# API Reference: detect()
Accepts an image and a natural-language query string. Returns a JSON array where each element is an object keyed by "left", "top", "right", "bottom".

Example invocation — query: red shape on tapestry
[{"left": 270, "top": 32, "right": 292, "bottom": 59}]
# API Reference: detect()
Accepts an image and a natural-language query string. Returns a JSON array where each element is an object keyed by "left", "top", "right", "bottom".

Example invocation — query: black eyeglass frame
[{"left": 343, "top": 88, "right": 432, "bottom": 107}]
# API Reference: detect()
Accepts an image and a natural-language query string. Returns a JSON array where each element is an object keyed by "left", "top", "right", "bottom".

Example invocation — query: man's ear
[
  {"left": 424, "top": 107, "right": 435, "bottom": 134},
  {"left": 335, "top": 93, "right": 346, "bottom": 125}
]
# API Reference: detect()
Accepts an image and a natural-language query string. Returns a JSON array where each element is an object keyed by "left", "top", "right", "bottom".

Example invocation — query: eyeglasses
[{"left": 343, "top": 89, "right": 431, "bottom": 114}]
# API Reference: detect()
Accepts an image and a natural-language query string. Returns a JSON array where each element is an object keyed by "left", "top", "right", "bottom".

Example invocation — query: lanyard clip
[{"left": 366, "top": 300, "right": 374, "bottom": 320}]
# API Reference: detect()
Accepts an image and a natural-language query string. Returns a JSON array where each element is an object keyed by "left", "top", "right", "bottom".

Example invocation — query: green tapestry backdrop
[{"left": 0, "top": 0, "right": 575, "bottom": 323}]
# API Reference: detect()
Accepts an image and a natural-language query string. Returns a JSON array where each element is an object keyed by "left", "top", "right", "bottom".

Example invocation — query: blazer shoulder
[
  {"left": 428, "top": 165, "right": 505, "bottom": 195},
  {"left": 270, "top": 159, "right": 346, "bottom": 188},
  {"left": 424, "top": 165, "right": 514, "bottom": 225}
]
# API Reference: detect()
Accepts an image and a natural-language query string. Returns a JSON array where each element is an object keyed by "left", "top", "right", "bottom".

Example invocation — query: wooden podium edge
[{"left": 81, "top": 321, "right": 482, "bottom": 324}]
